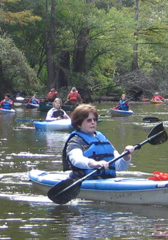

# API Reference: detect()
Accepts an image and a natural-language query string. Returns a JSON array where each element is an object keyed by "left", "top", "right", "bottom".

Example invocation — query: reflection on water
[
  {"left": 0, "top": 103, "right": 168, "bottom": 239},
  {"left": 1, "top": 194, "right": 168, "bottom": 239},
  {"left": 29, "top": 202, "right": 168, "bottom": 239},
  {"left": 35, "top": 131, "right": 69, "bottom": 154}
]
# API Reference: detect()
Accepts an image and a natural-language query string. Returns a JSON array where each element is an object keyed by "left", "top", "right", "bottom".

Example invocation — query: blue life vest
[
  {"left": 31, "top": 99, "right": 38, "bottom": 104},
  {"left": 119, "top": 100, "right": 129, "bottom": 111},
  {"left": 63, "top": 130, "right": 116, "bottom": 178},
  {"left": 2, "top": 100, "right": 12, "bottom": 110}
]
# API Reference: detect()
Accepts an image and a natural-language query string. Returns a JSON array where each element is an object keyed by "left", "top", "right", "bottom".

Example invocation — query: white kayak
[
  {"left": 0, "top": 108, "right": 15, "bottom": 113},
  {"left": 33, "top": 118, "right": 73, "bottom": 131},
  {"left": 109, "top": 108, "right": 134, "bottom": 117},
  {"left": 14, "top": 96, "right": 25, "bottom": 106},
  {"left": 16, "top": 96, "right": 25, "bottom": 102},
  {"left": 29, "top": 169, "right": 168, "bottom": 205}
]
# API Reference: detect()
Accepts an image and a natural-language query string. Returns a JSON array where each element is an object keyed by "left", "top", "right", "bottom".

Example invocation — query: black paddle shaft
[{"left": 47, "top": 122, "right": 167, "bottom": 204}]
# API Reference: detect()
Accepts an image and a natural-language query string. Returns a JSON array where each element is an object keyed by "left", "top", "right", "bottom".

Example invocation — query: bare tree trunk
[
  {"left": 45, "top": 0, "right": 70, "bottom": 90},
  {"left": 73, "top": 28, "right": 90, "bottom": 73},
  {"left": 57, "top": 51, "right": 70, "bottom": 88},
  {"left": 0, "top": 60, "right": 5, "bottom": 99},
  {"left": 45, "top": 0, "right": 56, "bottom": 89},
  {"left": 132, "top": 0, "right": 139, "bottom": 70},
  {"left": 0, "top": 60, "right": 13, "bottom": 98}
]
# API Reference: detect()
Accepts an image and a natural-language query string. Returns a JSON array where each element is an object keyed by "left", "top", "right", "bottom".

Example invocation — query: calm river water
[{"left": 1, "top": 102, "right": 168, "bottom": 239}]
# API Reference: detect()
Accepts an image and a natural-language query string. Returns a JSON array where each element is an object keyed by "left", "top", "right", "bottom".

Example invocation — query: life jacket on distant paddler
[
  {"left": 62, "top": 130, "right": 116, "bottom": 179},
  {"left": 1, "top": 100, "right": 12, "bottom": 110},
  {"left": 69, "top": 91, "right": 79, "bottom": 101},
  {"left": 31, "top": 98, "right": 39, "bottom": 104}
]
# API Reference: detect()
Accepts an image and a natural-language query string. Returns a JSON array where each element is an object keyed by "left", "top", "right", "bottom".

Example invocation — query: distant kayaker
[
  {"left": 46, "top": 98, "right": 70, "bottom": 121},
  {"left": 28, "top": 95, "right": 40, "bottom": 105},
  {"left": 118, "top": 94, "right": 129, "bottom": 111},
  {"left": 47, "top": 88, "right": 58, "bottom": 102},
  {"left": 62, "top": 104, "right": 134, "bottom": 179},
  {"left": 65, "top": 87, "right": 82, "bottom": 105},
  {"left": 152, "top": 92, "right": 164, "bottom": 102},
  {"left": 0, "top": 93, "right": 13, "bottom": 110}
]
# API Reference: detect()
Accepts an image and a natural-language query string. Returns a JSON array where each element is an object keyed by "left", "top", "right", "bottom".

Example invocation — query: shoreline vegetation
[{"left": 14, "top": 96, "right": 150, "bottom": 104}]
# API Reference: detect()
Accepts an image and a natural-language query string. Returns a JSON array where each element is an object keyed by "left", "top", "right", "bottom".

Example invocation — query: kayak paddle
[
  {"left": 47, "top": 122, "right": 167, "bottom": 204},
  {"left": 115, "top": 90, "right": 143, "bottom": 109},
  {"left": 143, "top": 117, "right": 161, "bottom": 123},
  {"left": 15, "top": 118, "right": 42, "bottom": 123}
]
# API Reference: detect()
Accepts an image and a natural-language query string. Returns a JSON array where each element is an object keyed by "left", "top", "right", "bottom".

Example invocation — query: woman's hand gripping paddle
[{"left": 47, "top": 122, "right": 167, "bottom": 204}]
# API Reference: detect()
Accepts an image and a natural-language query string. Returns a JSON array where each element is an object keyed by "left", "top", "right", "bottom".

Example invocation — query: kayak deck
[
  {"left": 150, "top": 100, "right": 162, "bottom": 104},
  {"left": 109, "top": 108, "right": 134, "bottom": 117},
  {"left": 33, "top": 119, "right": 73, "bottom": 131},
  {"left": 0, "top": 108, "right": 15, "bottom": 113},
  {"left": 29, "top": 170, "right": 168, "bottom": 205},
  {"left": 26, "top": 103, "right": 39, "bottom": 108}
]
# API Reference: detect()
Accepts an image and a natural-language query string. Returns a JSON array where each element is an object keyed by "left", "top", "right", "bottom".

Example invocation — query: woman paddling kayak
[
  {"left": 0, "top": 93, "right": 13, "bottom": 110},
  {"left": 62, "top": 104, "right": 134, "bottom": 179},
  {"left": 46, "top": 98, "right": 70, "bottom": 121},
  {"left": 118, "top": 94, "right": 129, "bottom": 111}
]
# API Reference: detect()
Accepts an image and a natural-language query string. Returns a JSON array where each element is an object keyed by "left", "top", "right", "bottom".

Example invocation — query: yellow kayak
[{"left": 150, "top": 99, "right": 162, "bottom": 104}]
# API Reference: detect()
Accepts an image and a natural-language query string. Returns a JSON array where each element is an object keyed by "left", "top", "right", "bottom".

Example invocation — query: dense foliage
[{"left": 0, "top": 0, "right": 168, "bottom": 100}]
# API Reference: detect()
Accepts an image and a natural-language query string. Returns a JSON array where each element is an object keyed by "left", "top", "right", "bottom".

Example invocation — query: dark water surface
[{"left": 1, "top": 102, "right": 168, "bottom": 239}]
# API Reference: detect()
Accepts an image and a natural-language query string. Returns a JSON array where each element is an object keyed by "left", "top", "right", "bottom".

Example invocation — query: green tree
[
  {"left": 2, "top": 0, "right": 168, "bottom": 100},
  {"left": 0, "top": 35, "right": 40, "bottom": 98}
]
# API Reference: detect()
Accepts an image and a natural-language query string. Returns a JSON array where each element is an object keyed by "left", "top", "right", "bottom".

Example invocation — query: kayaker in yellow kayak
[{"left": 151, "top": 92, "right": 164, "bottom": 102}]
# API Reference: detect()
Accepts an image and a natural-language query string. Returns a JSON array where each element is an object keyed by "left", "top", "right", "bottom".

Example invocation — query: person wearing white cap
[
  {"left": 152, "top": 92, "right": 164, "bottom": 102},
  {"left": 66, "top": 87, "right": 82, "bottom": 105}
]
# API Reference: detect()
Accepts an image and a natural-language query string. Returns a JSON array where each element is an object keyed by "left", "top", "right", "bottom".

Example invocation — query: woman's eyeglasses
[{"left": 86, "top": 118, "right": 97, "bottom": 123}]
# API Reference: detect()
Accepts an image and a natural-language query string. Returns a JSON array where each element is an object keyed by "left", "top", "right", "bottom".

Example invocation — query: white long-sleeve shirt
[{"left": 67, "top": 148, "right": 131, "bottom": 171}]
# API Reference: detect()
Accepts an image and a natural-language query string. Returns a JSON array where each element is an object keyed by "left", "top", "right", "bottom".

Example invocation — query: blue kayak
[
  {"left": 33, "top": 118, "right": 73, "bottom": 131},
  {"left": 29, "top": 169, "right": 168, "bottom": 205},
  {"left": 26, "top": 103, "right": 40, "bottom": 108},
  {"left": 0, "top": 108, "right": 15, "bottom": 113},
  {"left": 109, "top": 108, "right": 134, "bottom": 117}
]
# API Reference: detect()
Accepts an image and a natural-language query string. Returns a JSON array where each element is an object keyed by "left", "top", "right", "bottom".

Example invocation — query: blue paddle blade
[
  {"left": 15, "top": 118, "right": 43, "bottom": 123},
  {"left": 15, "top": 118, "right": 34, "bottom": 123},
  {"left": 148, "top": 123, "right": 167, "bottom": 145}
]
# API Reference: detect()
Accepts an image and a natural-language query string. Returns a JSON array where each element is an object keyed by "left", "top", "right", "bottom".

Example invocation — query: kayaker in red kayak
[{"left": 62, "top": 104, "right": 135, "bottom": 179}]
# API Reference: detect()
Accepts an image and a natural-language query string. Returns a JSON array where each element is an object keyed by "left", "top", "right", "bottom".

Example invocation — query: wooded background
[{"left": 1, "top": 0, "right": 168, "bottom": 101}]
